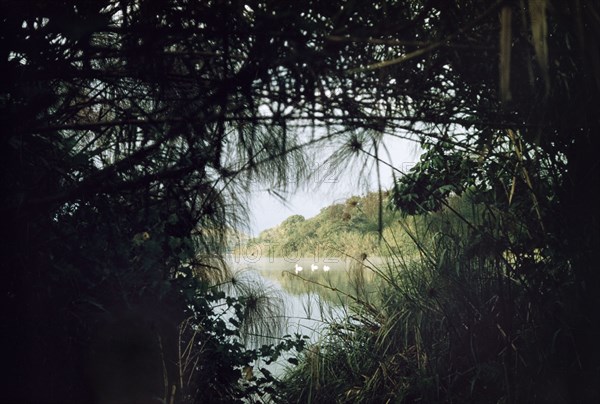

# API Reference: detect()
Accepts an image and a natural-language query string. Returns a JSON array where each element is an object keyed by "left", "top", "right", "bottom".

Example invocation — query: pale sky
[{"left": 247, "top": 135, "right": 421, "bottom": 235}]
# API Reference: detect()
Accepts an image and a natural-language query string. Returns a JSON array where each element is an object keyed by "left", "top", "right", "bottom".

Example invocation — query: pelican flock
[{"left": 295, "top": 263, "right": 332, "bottom": 273}]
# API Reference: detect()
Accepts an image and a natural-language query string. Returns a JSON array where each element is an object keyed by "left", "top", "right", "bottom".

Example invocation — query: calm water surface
[
  {"left": 226, "top": 256, "right": 383, "bottom": 376},
  {"left": 227, "top": 256, "right": 383, "bottom": 339}
]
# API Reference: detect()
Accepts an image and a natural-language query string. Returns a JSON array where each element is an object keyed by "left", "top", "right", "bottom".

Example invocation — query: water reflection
[
  {"left": 226, "top": 256, "right": 382, "bottom": 377},
  {"left": 228, "top": 257, "right": 381, "bottom": 341}
]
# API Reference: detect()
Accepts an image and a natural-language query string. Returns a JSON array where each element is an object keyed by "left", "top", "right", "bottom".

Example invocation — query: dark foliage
[{"left": 2, "top": 0, "right": 600, "bottom": 402}]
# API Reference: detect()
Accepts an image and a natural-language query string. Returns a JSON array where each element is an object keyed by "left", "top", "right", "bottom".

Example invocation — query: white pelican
[
  {"left": 295, "top": 264, "right": 303, "bottom": 274},
  {"left": 323, "top": 265, "right": 330, "bottom": 272},
  {"left": 311, "top": 264, "right": 318, "bottom": 271}
]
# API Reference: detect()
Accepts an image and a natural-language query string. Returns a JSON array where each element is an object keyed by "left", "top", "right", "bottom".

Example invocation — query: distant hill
[{"left": 247, "top": 191, "right": 407, "bottom": 259}]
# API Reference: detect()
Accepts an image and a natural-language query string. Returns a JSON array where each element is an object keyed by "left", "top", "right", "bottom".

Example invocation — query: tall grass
[{"left": 280, "top": 194, "right": 576, "bottom": 403}]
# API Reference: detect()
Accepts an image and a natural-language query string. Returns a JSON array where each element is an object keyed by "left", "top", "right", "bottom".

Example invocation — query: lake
[
  {"left": 227, "top": 256, "right": 383, "bottom": 340},
  {"left": 225, "top": 256, "right": 383, "bottom": 376}
]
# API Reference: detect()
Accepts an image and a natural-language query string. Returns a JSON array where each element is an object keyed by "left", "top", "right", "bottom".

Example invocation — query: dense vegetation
[
  {"left": 281, "top": 191, "right": 562, "bottom": 403},
  {"left": 2, "top": 0, "right": 599, "bottom": 403},
  {"left": 249, "top": 192, "right": 406, "bottom": 259}
]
